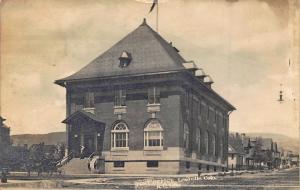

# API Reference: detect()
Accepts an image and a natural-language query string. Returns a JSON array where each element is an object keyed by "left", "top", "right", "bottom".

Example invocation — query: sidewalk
[
  {"left": 8, "top": 171, "right": 220, "bottom": 179},
  {"left": 2, "top": 168, "right": 295, "bottom": 189},
  {"left": 7, "top": 167, "right": 291, "bottom": 180}
]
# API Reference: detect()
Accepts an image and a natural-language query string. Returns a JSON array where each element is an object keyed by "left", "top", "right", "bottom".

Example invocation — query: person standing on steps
[{"left": 80, "top": 145, "right": 86, "bottom": 159}]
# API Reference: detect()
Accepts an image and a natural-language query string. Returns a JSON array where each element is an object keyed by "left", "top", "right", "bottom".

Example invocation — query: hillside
[
  {"left": 11, "top": 131, "right": 299, "bottom": 154},
  {"left": 11, "top": 132, "right": 66, "bottom": 146}
]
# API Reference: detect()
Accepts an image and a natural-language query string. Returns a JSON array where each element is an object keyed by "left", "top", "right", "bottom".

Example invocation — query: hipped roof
[
  {"left": 55, "top": 19, "right": 185, "bottom": 85},
  {"left": 55, "top": 19, "right": 235, "bottom": 111}
]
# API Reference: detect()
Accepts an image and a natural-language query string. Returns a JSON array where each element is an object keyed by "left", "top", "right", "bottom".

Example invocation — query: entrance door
[{"left": 84, "top": 134, "right": 95, "bottom": 156}]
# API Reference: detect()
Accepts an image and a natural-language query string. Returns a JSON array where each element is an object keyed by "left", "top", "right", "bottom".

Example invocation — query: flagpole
[{"left": 156, "top": 1, "right": 159, "bottom": 32}]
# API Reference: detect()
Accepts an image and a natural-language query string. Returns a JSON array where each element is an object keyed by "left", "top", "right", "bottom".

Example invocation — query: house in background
[
  {"left": 228, "top": 133, "right": 246, "bottom": 170},
  {"left": 228, "top": 145, "right": 245, "bottom": 170},
  {"left": 242, "top": 135, "right": 255, "bottom": 169},
  {"left": 280, "top": 149, "right": 294, "bottom": 169},
  {"left": 279, "top": 150, "right": 299, "bottom": 168},
  {"left": 260, "top": 138, "right": 274, "bottom": 168},
  {"left": 230, "top": 133, "right": 285, "bottom": 170},
  {"left": 289, "top": 153, "right": 299, "bottom": 167},
  {"left": 272, "top": 142, "right": 281, "bottom": 168},
  {"left": 259, "top": 138, "right": 281, "bottom": 169},
  {"left": 55, "top": 19, "right": 235, "bottom": 174}
]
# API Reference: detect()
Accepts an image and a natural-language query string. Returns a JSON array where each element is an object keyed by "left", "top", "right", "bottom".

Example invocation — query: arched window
[
  {"left": 204, "top": 131, "right": 209, "bottom": 154},
  {"left": 111, "top": 122, "right": 129, "bottom": 150},
  {"left": 196, "top": 128, "right": 201, "bottom": 153},
  {"left": 144, "top": 120, "right": 163, "bottom": 150},
  {"left": 183, "top": 123, "right": 189, "bottom": 150}
]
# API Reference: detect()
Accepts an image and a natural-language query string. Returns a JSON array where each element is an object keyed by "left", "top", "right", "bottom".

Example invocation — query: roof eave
[
  {"left": 54, "top": 79, "right": 67, "bottom": 87},
  {"left": 183, "top": 70, "right": 236, "bottom": 111},
  {"left": 54, "top": 69, "right": 185, "bottom": 87}
]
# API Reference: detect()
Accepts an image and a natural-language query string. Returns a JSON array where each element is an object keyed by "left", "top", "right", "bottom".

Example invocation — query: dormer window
[{"left": 119, "top": 51, "right": 132, "bottom": 68}]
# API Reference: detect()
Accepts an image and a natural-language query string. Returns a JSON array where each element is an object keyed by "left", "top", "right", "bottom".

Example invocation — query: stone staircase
[{"left": 60, "top": 158, "right": 91, "bottom": 174}]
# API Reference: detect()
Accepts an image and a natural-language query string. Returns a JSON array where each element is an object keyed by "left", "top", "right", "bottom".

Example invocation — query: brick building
[
  {"left": 0, "top": 116, "right": 11, "bottom": 168},
  {"left": 55, "top": 19, "right": 235, "bottom": 174},
  {"left": 0, "top": 116, "right": 10, "bottom": 146}
]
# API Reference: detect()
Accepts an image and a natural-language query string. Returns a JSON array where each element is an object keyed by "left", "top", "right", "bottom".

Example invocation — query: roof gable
[
  {"left": 62, "top": 110, "right": 105, "bottom": 125},
  {"left": 228, "top": 133, "right": 245, "bottom": 154},
  {"left": 56, "top": 19, "right": 185, "bottom": 83},
  {"left": 261, "top": 138, "right": 273, "bottom": 150}
]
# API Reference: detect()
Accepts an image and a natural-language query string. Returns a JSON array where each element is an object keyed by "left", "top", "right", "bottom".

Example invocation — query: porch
[{"left": 62, "top": 110, "right": 106, "bottom": 158}]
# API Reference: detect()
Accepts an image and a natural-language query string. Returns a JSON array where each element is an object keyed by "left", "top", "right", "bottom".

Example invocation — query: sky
[{"left": 1, "top": 0, "right": 299, "bottom": 138}]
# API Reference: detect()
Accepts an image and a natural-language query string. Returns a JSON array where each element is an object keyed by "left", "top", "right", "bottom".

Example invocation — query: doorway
[{"left": 83, "top": 134, "right": 95, "bottom": 156}]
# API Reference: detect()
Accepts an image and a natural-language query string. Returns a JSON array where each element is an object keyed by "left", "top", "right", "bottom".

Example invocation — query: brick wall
[{"left": 67, "top": 85, "right": 181, "bottom": 152}]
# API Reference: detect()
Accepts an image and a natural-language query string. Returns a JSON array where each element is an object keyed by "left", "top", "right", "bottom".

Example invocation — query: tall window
[
  {"left": 183, "top": 123, "right": 189, "bottom": 150},
  {"left": 196, "top": 128, "right": 201, "bottom": 153},
  {"left": 198, "top": 102, "right": 202, "bottom": 119},
  {"left": 203, "top": 104, "right": 208, "bottom": 120},
  {"left": 185, "top": 90, "right": 190, "bottom": 107},
  {"left": 111, "top": 122, "right": 129, "bottom": 149},
  {"left": 209, "top": 107, "right": 214, "bottom": 123},
  {"left": 84, "top": 92, "right": 95, "bottom": 108},
  {"left": 220, "top": 138, "right": 223, "bottom": 159},
  {"left": 214, "top": 109, "right": 217, "bottom": 123},
  {"left": 148, "top": 87, "right": 160, "bottom": 104},
  {"left": 219, "top": 114, "right": 224, "bottom": 128},
  {"left": 212, "top": 133, "right": 216, "bottom": 156},
  {"left": 114, "top": 88, "right": 126, "bottom": 107},
  {"left": 144, "top": 120, "right": 164, "bottom": 149},
  {"left": 204, "top": 131, "right": 209, "bottom": 154}
]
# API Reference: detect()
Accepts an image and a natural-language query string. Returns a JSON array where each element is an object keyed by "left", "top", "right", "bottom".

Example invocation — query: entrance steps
[{"left": 60, "top": 158, "right": 91, "bottom": 174}]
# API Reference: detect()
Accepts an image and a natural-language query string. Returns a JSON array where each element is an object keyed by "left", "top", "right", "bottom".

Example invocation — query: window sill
[
  {"left": 144, "top": 146, "right": 163, "bottom": 151},
  {"left": 83, "top": 107, "right": 95, "bottom": 114},
  {"left": 147, "top": 103, "right": 161, "bottom": 106},
  {"left": 111, "top": 147, "right": 129, "bottom": 151},
  {"left": 113, "top": 169, "right": 125, "bottom": 171},
  {"left": 147, "top": 103, "right": 161, "bottom": 113},
  {"left": 146, "top": 168, "right": 159, "bottom": 171},
  {"left": 114, "top": 106, "right": 127, "bottom": 108},
  {"left": 113, "top": 106, "right": 127, "bottom": 114}
]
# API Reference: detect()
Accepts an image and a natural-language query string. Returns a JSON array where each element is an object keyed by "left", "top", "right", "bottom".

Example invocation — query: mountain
[
  {"left": 240, "top": 132, "right": 299, "bottom": 154},
  {"left": 11, "top": 132, "right": 66, "bottom": 146}
]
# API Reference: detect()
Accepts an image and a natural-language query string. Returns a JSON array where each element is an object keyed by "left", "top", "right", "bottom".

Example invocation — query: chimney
[{"left": 235, "top": 133, "right": 239, "bottom": 138}]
